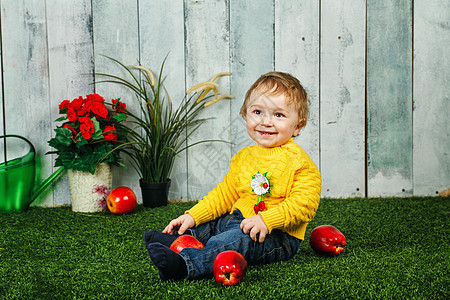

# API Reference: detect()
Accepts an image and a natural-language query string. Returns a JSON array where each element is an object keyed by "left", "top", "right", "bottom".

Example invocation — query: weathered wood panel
[
  {"left": 139, "top": 0, "right": 187, "bottom": 200},
  {"left": 185, "top": 0, "right": 231, "bottom": 200},
  {"left": 413, "top": 0, "right": 450, "bottom": 196},
  {"left": 367, "top": 0, "right": 413, "bottom": 196},
  {"left": 1, "top": 0, "right": 52, "bottom": 206},
  {"left": 230, "top": 0, "right": 274, "bottom": 154},
  {"left": 320, "top": 0, "right": 366, "bottom": 198},
  {"left": 92, "top": 0, "right": 141, "bottom": 200},
  {"left": 0, "top": 0, "right": 448, "bottom": 202},
  {"left": 46, "top": 0, "right": 95, "bottom": 206},
  {"left": 275, "top": 0, "right": 320, "bottom": 171}
]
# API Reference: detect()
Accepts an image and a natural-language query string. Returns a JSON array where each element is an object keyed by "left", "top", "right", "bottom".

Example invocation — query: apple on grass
[
  {"left": 170, "top": 235, "right": 205, "bottom": 253},
  {"left": 107, "top": 186, "right": 137, "bottom": 215},
  {"left": 213, "top": 251, "right": 248, "bottom": 286},
  {"left": 309, "top": 225, "right": 346, "bottom": 256}
]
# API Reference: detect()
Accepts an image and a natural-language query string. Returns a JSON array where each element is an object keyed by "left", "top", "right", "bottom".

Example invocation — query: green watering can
[{"left": 0, "top": 135, "right": 65, "bottom": 213}]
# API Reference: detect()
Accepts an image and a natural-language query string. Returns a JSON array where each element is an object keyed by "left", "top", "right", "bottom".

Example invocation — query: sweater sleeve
[
  {"left": 186, "top": 153, "right": 241, "bottom": 226},
  {"left": 259, "top": 160, "right": 321, "bottom": 233}
]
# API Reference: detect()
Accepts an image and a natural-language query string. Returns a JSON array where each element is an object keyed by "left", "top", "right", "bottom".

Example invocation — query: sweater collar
[{"left": 254, "top": 138, "right": 295, "bottom": 157}]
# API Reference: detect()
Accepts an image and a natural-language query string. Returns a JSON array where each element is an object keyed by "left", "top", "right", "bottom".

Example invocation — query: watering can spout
[
  {"left": 1, "top": 135, "right": 65, "bottom": 213},
  {"left": 32, "top": 166, "right": 65, "bottom": 201}
]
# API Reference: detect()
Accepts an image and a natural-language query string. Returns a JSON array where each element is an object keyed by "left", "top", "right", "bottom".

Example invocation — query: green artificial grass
[{"left": 0, "top": 197, "right": 448, "bottom": 299}]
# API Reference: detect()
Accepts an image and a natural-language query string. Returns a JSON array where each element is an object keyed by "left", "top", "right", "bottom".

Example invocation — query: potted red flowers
[
  {"left": 47, "top": 94, "right": 127, "bottom": 212},
  {"left": 48, "top": 94, "right": 127, "bottom": 173}
]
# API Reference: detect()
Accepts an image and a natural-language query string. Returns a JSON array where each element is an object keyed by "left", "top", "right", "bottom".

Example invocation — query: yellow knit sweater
[{"left": 186, "top": 139, "right": 321, "bottom": 240}]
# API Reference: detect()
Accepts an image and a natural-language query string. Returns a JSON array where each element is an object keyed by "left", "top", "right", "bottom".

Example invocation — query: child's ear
[{"left": 293, "top": 119, "right": 306, "bottom": 136}]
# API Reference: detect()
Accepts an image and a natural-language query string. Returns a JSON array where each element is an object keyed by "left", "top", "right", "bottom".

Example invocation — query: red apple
[
  {"left": 213, "top": 251, "right": 248, "bottom": 286},
  {"left": 310, "top": 225, "right": 346, "bottom": 256},
  {"left": 107, "top": 186, "right": 137, "bottom": 215},
  {"left": 170, "top": 235, "right": 205, "bottom": 253}
]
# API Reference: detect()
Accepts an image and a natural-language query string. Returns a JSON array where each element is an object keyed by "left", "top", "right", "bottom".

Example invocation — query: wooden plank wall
[
  {"left": 367, "top": 0, "right": 413, "bottom": 196},
  {"left": 321, "top": 0, "right": 366, "bottom": 197},
  {"left": 413, "top": 0, "right": 450, "bottom": 196},
  {"left": 0, "top": 0, "right": 448, "bottom": 207}
]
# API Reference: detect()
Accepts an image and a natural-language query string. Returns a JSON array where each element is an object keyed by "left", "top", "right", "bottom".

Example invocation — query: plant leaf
[
  {"left": 92, "top": 118, "right": 103, "bottom": 140},
  {"left": 113, "top": 113, "right": 127, "bottom": 122},
  {"left": 55, "top": 116, "right": 67, "bottom": 122},
  {"left": 54, "top": 128, "right": 73, "bottom": 147}
]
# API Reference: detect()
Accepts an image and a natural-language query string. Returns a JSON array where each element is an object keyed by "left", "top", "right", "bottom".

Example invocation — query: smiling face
[{"left": 245, "top": 89, "right": 303, "bottom": 148}]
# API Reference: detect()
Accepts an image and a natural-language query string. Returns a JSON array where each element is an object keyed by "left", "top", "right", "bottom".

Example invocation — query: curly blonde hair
[{"left": 240, "top": 72, "right": 308, "bottom": 129}]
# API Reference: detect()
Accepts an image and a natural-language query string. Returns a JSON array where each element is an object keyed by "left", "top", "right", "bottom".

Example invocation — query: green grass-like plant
[
  {"left": 94, "top": 56, "right": 232, "bottom": 183},
  {"left": 0, "top": 197, "right": 448, "bottom": 299}
]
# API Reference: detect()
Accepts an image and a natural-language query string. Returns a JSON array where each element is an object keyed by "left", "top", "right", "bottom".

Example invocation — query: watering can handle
[{"left": 0, "top": 134, "right": 36, "bottom": 156}]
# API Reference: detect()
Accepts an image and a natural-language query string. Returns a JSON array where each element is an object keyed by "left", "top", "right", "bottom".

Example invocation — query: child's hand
[
  {"left": 163, "top": 213, "right": 196, "bottom": 235},
  {"left": 240, "top": 214, "right": 269, "bottom": 243}
]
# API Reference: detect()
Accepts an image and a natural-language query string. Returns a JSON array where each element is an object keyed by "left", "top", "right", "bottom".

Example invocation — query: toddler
[{"left": 144, "top": 72, "right": 321, "bottom": 280}]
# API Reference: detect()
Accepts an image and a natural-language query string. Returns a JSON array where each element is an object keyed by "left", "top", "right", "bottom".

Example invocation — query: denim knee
[
  {"left": 190, "top": 210, "right": 244, "bottom": 245},
  {"left": 251, "top": 230, "right": 301, "bottom": 265}
]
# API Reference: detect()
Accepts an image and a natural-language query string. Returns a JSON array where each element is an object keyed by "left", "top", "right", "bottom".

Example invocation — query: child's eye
[
  {"left": 275, "top": 113, "right": 285, "bottom": 118},
  {"left": 253, "top": 110, "right": 261, "bottom": 115}
]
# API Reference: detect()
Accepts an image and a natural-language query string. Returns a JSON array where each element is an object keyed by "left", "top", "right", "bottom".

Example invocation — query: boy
[{"left": 144, "top": 72, "right": 321, "bottom": 280}]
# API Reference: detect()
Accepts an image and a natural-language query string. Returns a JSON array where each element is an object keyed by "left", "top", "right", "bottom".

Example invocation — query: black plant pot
[{"left": 139, "top": 178, "right": 171, "bottom": 208}]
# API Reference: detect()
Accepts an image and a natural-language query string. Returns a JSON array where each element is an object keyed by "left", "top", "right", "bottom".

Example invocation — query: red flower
[
  {"left": 79, "top": 117, "right": 94, "bottom": 140},
  {"left": 254, "top": 204, "right": 260, "bottom": 214},
  {"left": 92, "top": 102, "right": 109, "bottom": 119},
  {"left": 54, "top": 94, "right": 127, "bottom": 146},
  {"left": 77, "top": 108, "right": 87, "bottom": 117},
  {"left": 70, "top": 96, "right": 85, "bottom": 111},
  {"left": 63, "top": 124, "right": 77, "bottom": 136},
  {"left": 86, "top": 94, "right": 105, "bottom": 103},
  {"left": 112, "top": 99, "right": 127, "bottom": 113},
  {"left": 67, "top": 108, "right": 77, "bottom": 123},
  {"left": 103, "top": 125, "right": 117, "bottom": 141},
  {"left": 59, "top": 100, "right": 71, "bottom": 111},
  {"left": 85, "top": 95, "right": 108, "bottom": 119}
]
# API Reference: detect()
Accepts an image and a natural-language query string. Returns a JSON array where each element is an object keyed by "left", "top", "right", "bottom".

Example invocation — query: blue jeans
[{"left": 178, "top": 209, "right": 301, "bottom": 279}]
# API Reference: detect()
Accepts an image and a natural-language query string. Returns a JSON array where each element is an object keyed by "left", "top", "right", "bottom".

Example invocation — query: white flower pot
[{"left": 68, "top": 163, "right": 112, "bottom": 212}]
